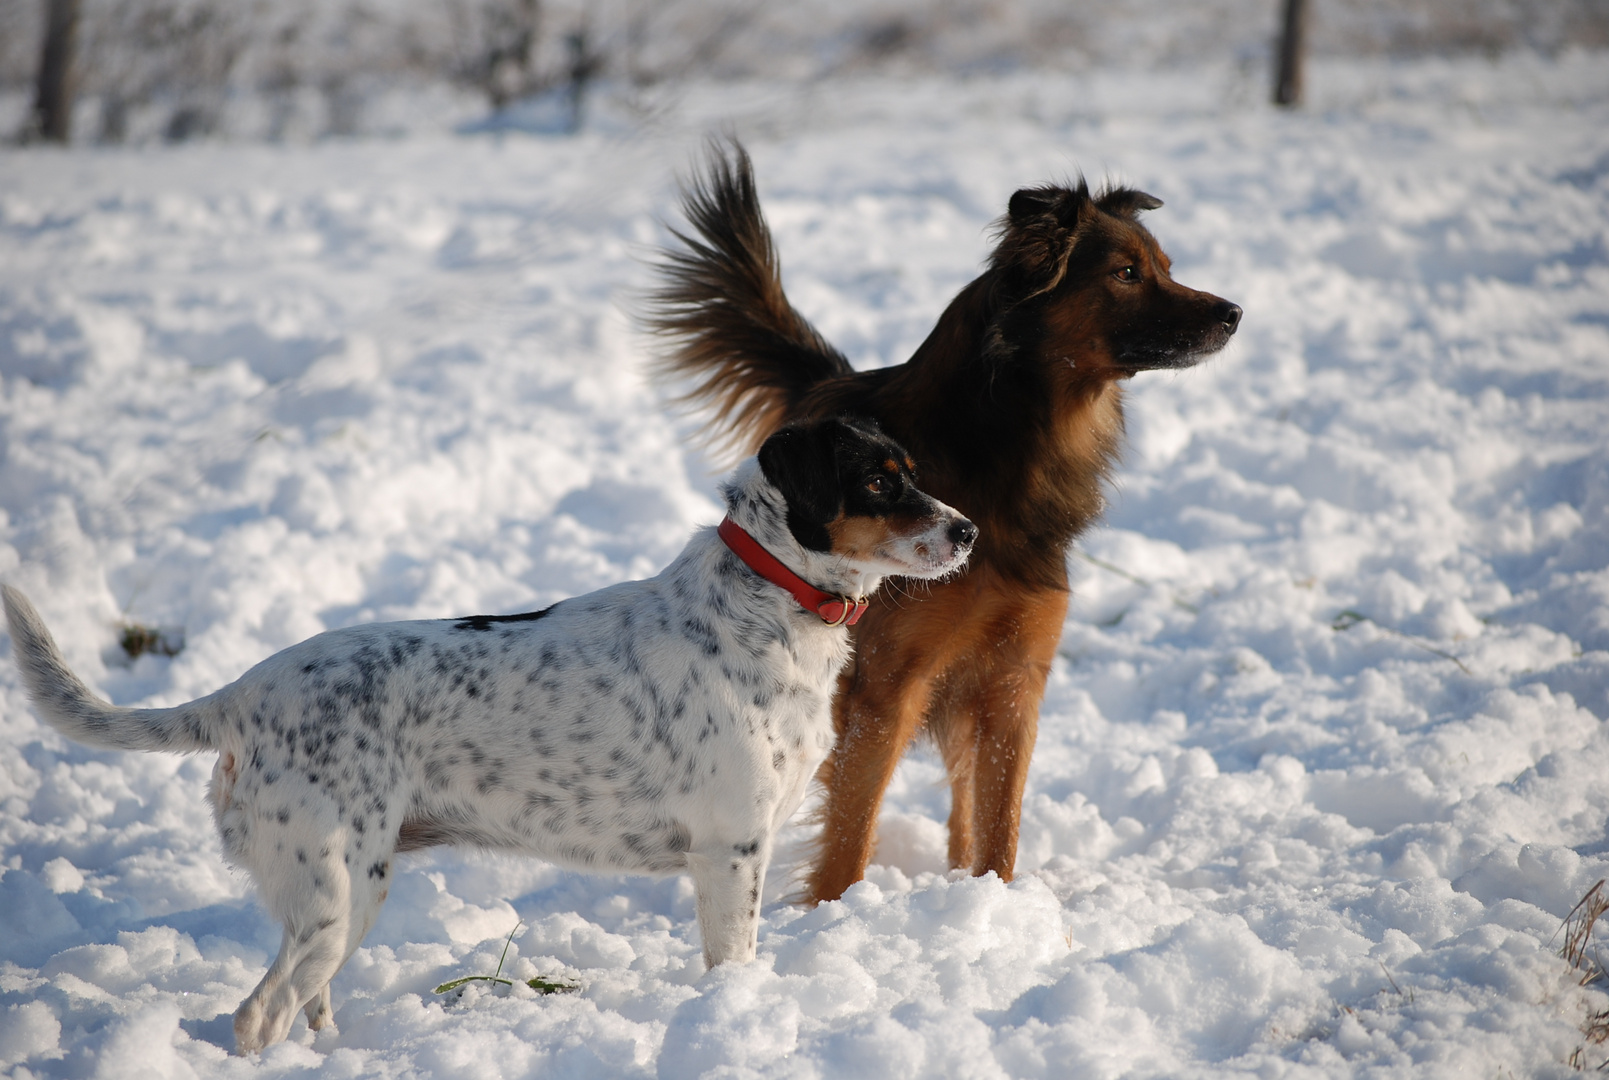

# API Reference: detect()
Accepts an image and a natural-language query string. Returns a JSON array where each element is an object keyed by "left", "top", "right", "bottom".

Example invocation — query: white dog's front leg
[{"left": 686, "top": 837, "right": 771, "bottom": 967}]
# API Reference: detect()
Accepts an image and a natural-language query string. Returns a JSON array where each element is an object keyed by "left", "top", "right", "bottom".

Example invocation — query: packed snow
[{"left": 2, "top": 49, "right": 1609, "bottom": 1078}]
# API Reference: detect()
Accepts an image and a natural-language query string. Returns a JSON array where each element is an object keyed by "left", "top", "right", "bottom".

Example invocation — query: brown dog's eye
[
  {"left": 866, "top": 476, "right": 889, "bottom": 494},
  {"left": 1114, "top": 266, "right": 1139, "bottom": 282}
]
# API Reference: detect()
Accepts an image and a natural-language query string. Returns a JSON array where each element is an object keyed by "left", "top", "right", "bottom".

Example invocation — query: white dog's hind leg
[
  {"left": 228, "top": 795, "right": 394, "bottom": 1054},
  {"left": 234, "top": 871, "right": 351, "bottom": 1052},
  {"left": 298, "top": 847, "right": 390, "bottom": 1039},
  {"left": 687, "top": 837, "right": 771, "bottom": 968},
  {"left": 303, "top": 984, "right": 334, "bottom": 1032},
  {"left": 233, "top": 853, "right": 393, "bottom": 1052}
]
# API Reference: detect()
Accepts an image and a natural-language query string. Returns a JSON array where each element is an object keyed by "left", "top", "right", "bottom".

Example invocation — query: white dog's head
[{"left": 725, "top": 416, "right": 976, "bottom": 601}]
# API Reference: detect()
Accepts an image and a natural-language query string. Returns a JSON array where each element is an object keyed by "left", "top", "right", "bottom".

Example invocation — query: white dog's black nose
[{"left": 949, "top": 519, "right": 978, "bottom": 548}]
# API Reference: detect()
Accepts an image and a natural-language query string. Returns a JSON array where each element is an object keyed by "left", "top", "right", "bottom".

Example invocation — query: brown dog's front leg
[
  {"left": 807, "top": 670, "right": 936, "bottom": 904},
  {"left": 948, "top": 585, "right": 1067, "bottom": 881}
]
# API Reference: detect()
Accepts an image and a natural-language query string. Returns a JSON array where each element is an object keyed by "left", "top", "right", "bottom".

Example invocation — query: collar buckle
[{"left": 818, "top": 596, "right": 868, "bottom": 627}]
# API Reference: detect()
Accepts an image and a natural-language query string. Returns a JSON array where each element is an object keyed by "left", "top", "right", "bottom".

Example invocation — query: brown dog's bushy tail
[
  {"left": 3, "top": 585, "right": 218, "bottom": 754},
  {"left": 647, "top": 140, "right": 853, "bottom": 460}
]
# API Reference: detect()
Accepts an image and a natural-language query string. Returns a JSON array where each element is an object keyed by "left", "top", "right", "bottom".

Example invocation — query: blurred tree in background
[
  {"left": 2, "top": 0, "right": 1604, "bottom": 143},
  {"left": 21, "top": 0, "right": 79, "bottom": 141}
]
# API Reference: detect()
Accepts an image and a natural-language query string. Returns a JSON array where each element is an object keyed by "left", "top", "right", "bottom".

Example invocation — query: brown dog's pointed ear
[
  {"left": 996, "top": 181, "right": 1093, "bottom": 300},
  {"left": 1007, "top": 187, "right": 1057, "bottom": 225},
  {"left": 1097, "top": 187, "right": 1164, "bottom": 218},
  {"left": 758, "top": 421, "right": 843, "bottom": 552},
  {"left": 1007, "top": 184, "right": 1089, "bottom": 230}
]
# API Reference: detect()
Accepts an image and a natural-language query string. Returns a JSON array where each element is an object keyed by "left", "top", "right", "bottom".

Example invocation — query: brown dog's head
[{"left": 989, "top": 180, "right": 1241, "bottom": 375}]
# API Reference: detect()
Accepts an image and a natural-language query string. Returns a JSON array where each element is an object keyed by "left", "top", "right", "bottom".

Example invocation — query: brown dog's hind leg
[
  {"left": 926, "top": 670, "right": 978, "bottom": 871},
  {"left": 943, "top": 739, "right": 977, "bottom": 871}
]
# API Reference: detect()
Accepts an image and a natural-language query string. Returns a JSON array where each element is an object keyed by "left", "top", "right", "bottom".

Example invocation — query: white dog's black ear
[{"left": 758, "top": 421, "right": 848, "bottom": 552}]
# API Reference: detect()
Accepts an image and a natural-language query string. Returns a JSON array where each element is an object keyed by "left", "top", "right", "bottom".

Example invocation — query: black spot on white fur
[{"left": 453, "top": 606, "right": 557, "bottom": 632}]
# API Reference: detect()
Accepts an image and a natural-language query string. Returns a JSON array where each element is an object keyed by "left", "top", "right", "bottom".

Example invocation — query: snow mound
[{"left": 3, "top": 52, "right": 1609, "bottom": 1077}]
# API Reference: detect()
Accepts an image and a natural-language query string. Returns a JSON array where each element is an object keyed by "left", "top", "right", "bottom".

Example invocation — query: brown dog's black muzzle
[
  {"left": 1217, "top": 300, "right": 1243, "bottom": 334},
  {"left": 1115, "top": 287, "right": 1242, "bottom": 370}
]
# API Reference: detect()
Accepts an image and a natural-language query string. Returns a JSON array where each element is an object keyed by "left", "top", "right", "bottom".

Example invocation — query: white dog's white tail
[{"left": 3, "top": 585, "right": 218, "bottom": 754}]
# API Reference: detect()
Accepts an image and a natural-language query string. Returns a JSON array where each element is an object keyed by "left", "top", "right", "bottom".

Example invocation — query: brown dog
[{"left": 649, "top": 143, "right": 1240, "bottom": 903}]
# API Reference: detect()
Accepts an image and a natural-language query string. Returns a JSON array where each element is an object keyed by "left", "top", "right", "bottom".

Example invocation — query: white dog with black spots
[{"left": 3, "top": 416, "right": 976, "bottom": 1054}]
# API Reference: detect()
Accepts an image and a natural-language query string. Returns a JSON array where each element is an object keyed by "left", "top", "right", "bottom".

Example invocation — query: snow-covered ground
[{"left": 2, "top": 50, "right": 1608, "bottom": 1078}]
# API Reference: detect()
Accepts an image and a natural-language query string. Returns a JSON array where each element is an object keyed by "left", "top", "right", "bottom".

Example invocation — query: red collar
[{"left": 717, "top": 517, "right": 868, "bottom": 627}]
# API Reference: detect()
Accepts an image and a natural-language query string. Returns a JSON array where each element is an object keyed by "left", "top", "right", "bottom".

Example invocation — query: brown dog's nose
[
  {"left": 949, "top": 519, "right": 979, "bottom": 548},
  {"left": 1217, "top": 301, "right": 1243, "bottom": 333}
]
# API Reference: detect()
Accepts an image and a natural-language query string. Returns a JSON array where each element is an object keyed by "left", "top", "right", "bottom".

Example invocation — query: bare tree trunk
[
  {"left": 30, "top": 0, "right": 83, "bottom": 143},
  {"left": 1273, "top": 0, "right": 1307, "bottom": 107},
  {"left": 565, "top": 24, "right": 601, "bottom": 134}
]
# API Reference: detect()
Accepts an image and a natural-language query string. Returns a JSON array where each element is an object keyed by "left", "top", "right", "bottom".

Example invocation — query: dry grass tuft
[
  {"left": 1560, "top": 880, "right": 1609, "bottom": 985},
  {"left": 118, "top": 622, "right": 183, "bottom": 660},
  {"left": 1558, "top": 880, "right": 1609, "bottom": 1070}
]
